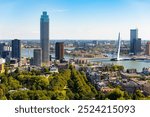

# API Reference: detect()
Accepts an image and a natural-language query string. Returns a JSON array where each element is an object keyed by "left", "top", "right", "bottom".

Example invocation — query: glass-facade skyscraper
[
  {"left": 40, "top": 11, "right": 49, "bottom": 65},
  {"left": 130, "top": 29, "right": 141, "bottom": 55},
  {"left": 130, "top": 29, "right": 138, "bottom": 54},
  {"left": 12, "top": 39, "right": 21, "bottom": 60},
  {"left": 33, "top": 48, "right": 42, "bottom": 67}
]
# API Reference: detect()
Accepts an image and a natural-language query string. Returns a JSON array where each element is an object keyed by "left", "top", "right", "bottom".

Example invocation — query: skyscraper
[
  {"left": 40, "top": 11, "right": 49, "bottom": 65},
  {"left": 0, "top": 43, "right": 5, "bottom": 56},
  {"left": 146, "top": 42, "right": 150, "bottom": 56},
  {"left": 12, "top": 39, "right": 21, "bottom": 60},
  {"left": 130, "top": 29, "right": 141, "bottom": 55},
  {"left": 0, "top": 43, "right": 11, "bottom": 58},
  {"left": 33, "top": 48, "right": 42, "bottom": 67},
  {"left": 55, "top": 42, "right": 64, "bottom": 62}
]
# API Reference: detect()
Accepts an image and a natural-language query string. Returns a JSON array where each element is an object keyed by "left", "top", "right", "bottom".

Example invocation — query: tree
[
  {"left": 124, "top": 91, "right": 131, "bottom": 100},
  {"left": 96, "top": 92, "right": 106, "bottom": 100},
  {"left": 0, "top": 88, "right": 7, "bottom": 100},
  {"left": 8, "top": 77, "right": 22, "bottom": 90},
  {"left": 70, "top": 67, "right": 97, "bottom": 99},
  {"left": 28, "top": 90, "right": 50, "bottom": 100},
  {"left": 0, "top": 84, "right": 8, "bottom": 96},
  {"left": 14, "top": 68, "right": 20, "bottom": 74},
  {"left": 66, "top": 89, "right": 74, "bottom": 99},
  {"left": 0, "top": 88, "right": 4, "bottom": 98},
  {"left": 132, "top": 90, "right": 145, "bottom": 100},
  {"left": 8, "top": 91, "right": 29, "bottom": 100},
  {"left": 107, "top": 88, "right": 124, "bottom": 100},
  {"left": 112, "top": 65, "right": 124, "bottom": 71}
]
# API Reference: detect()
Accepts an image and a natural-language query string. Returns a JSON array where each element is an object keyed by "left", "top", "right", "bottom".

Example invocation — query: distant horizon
[
  {"left": 0, "top": 38, "right": 150, "bottom": 41},
  {"left": 1, "top": 0, "right": 150, "bottom": 40}
]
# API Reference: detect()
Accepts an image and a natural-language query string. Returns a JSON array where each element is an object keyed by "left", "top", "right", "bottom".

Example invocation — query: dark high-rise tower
[
  {"left": 55, "top": 42, "right": 64, "bottom": 62},
  {"left": 40, "top": 11, "right": 49, "bottom": 65},
  {"left": 146, "top": 42, "right": 150, "bottom": 56},
  {"left": 130, "top": 29, "right": 141, "bottom": 55},
  {"left": 33, "top": 48, "right": 42, "bottom": 67},
  {"left": 130, "top": 29, "right": 138, "bottom": 54},
  {"left": 12, "top": 39, "right": 21, "bottom": 60}
]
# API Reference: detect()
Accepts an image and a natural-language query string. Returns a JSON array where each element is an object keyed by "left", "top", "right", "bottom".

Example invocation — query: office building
[
  {"left": 55, "top": 42, "right": 64, "bottom": 62},
  {"left": 33, "top": 48, "right": 42, "bottom": 67},
  {"left": 0, "top": 43, "right": 11, "bottom": 57},
  {"left": 0, "top": 43, "right": 5, "bottom": 56},
  {"left": 40, "top": 11, "right": 49, "bottom": 65},
  {"left": 146, "top": 42, "right": 150, "bottom": 56},
  {"left": 130, "top": 29, "right": 141, "bottom": 55},
  {"left": 12, "top": 39, "right": 21, "bottom": 60},
  {"left": 1, "top": 51, "right": 11, "bottom": 58},
  {"left": 136, "top": 38, "right": 141, "bottom": 53}
]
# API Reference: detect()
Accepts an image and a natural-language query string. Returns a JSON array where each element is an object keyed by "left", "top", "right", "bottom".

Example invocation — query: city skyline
[{"left": 0, "top": 0, "right": 150, "bottom": 40}]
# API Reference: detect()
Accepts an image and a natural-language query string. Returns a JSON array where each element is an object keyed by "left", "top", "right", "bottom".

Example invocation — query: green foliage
[
  {"left": 96, "top": 92, "right": 106, "bottom": 100},
  {"left": 49, "top": 75, "right": 66, "bottom": 91},
  {"left": 132, "top": 90, "right": 145, "bottom": 100},
  {"left": 101, "top": 65, "right": 124, "bottom": 72},
  {"left": 112, "top": 65, "right": 124, "bottom": 71},
  {"left": 7, "top": 91, "right": 29, "bottom": 100},
  {"left": 1, "top": 65, "right": 149, "bottom": 100},
  {"left": 28, "top": 90, "right": 50, "bottom": 100},
  {"left": 0, "top": 88, "right": 4, "bottom": 98},
  {"left": 69, "top": 68, "right": 96, "bottom": 99},
  {"left": 0, "top": 74, "right": 8, "bottom": 85},
  {"left": 0, "top": 84, "right": 8, "bottom": 95},
  {"left": 17, "top": 75, "right": 49, "bottom": 90},
  {"left": 0, "top": 67, "right": 98, "bottom": 100},
  {"left": 8, "top": 76, "right": 22, "bottom": 90},
  {"left": 14, "top": 68, "right": 20, "bottom": 74},
  {"left": 123, "top": 91, "right": 132, "bottom": 100},
  {"left": 66, "top": 89, "right": 74, "bottom": 99},
  {"left": 107, "top": 88, "right": 124, "bottom": 100},
  {"left": 42, "top": 67, "right": 50, "bottom": 73}
]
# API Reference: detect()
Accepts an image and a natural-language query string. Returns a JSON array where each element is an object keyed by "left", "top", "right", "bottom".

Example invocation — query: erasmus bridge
[
  {"left": 111, "top": 33, "right": 131, "bottom": 61},
  {"left": 111, "top": 33, "right": 150, "bottom": 61}
]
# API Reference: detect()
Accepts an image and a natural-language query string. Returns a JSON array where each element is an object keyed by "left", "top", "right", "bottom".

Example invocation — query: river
[{"left": 21, "top": 48, "right": 150, "bottom": 72}]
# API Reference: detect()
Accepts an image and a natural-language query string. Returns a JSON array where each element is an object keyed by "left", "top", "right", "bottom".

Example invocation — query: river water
[
  {"left": 21, "top": 48, "right": 150, "bottom": 72},
  {"left": 90, "top": 58, "right": 150, "bottom": 72}
]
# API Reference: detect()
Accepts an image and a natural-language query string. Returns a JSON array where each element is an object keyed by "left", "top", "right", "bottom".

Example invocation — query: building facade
[
  {"left": 130, "top": 29, "right": 141, "bottom": 55},
  {"left": 0, "top": 43, "right": 5, "bottom": 56},
  {"left": 55, "top": 42, "right": 64, "bottom": 62},
  {"left": 0, "top": 43, "right": 11, "bottom": 58},
  {"left": 146, "top": 42, "right": 150, "bottom": 56},
  {"left": 33, "top": 48, "right": 42, "bottom": 67},
  {"left": 12, "top": 39, "right": 21, "bottom": 60},
  {"left": 40, "top": 11, "right": 49, "bottom": 66}
]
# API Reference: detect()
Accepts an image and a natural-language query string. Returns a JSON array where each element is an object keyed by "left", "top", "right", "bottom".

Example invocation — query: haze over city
[{"left": 0, "top": 0, "right": 150, "bottom": 40}]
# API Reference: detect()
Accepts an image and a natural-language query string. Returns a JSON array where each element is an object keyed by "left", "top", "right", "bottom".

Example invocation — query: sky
[{"left": 0, "top": 0, "right": 150, "bottom": 40}]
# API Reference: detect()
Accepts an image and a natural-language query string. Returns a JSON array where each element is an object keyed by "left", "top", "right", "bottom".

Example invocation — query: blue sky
[{"left": 0, "top": 0, "right": 150, "bottom": 40}]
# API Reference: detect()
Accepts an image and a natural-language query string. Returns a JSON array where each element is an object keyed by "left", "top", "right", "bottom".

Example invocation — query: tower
[
  {"left": 12, "top": 39, "right": 21, "bottom": 61},
  {"left": 130, "top": 29, "right": 141, "bottom": 55},
  {"left": 40, "top": 11, "right": 49, "bottom": 65},
  {"left": 55, "top": 42, "right": 64, "bottom": 62},
  {"left": 130, "top": 29, "right": 138, "bottom": 54},
  {"left": 33, "top": 48, "right": 42, "bottom": 67},
  {"left": 146, "top": 42, "right": 150, "bottom": 56}
]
